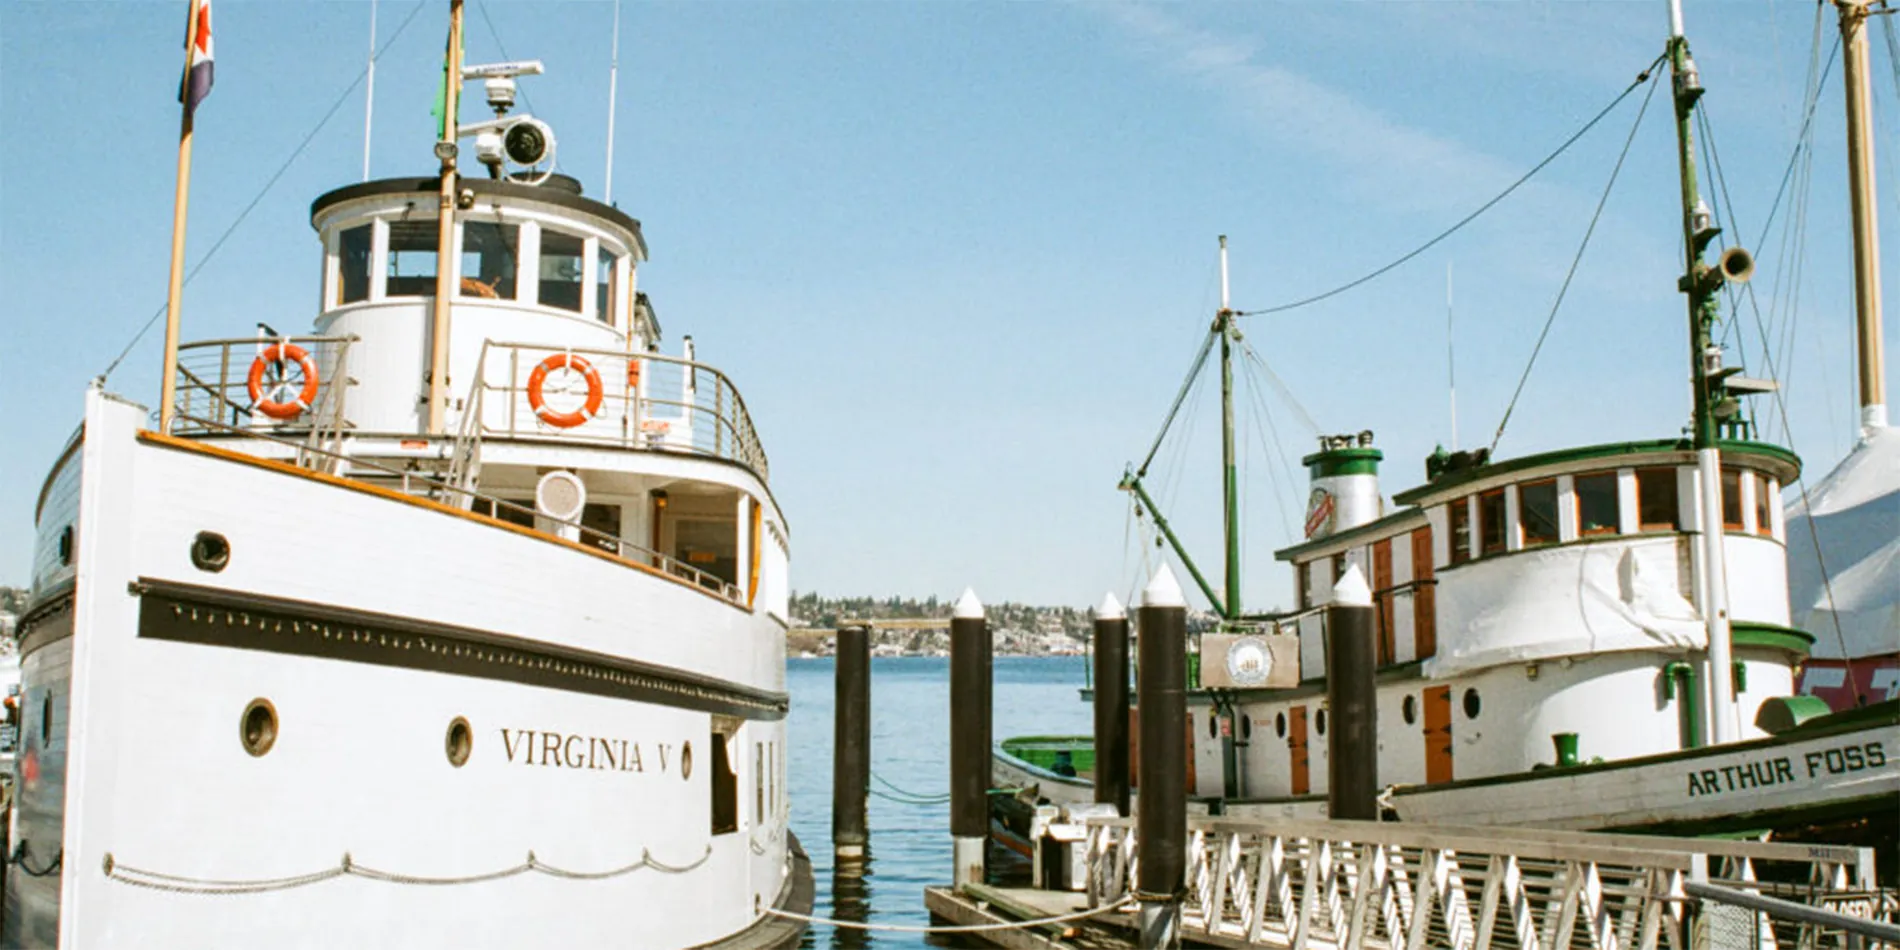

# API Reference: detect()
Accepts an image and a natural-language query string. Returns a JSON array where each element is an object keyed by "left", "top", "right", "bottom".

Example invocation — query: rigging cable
[
  {"left": 474, "top": 1, "right": 536, "bottom": 116},
  {"left": 1488, "top": 62, "right": 1664, "bottom": 455},
  {"left": 1698, "top": 82, "right": 1858, "bottom": 700},
  {"left": 1135, "top": 329, "right": 1217, "bottom": 478},
  {"left": 1236, "top": 52, "right": 1669, "bottom": 319},
  {"left": 100, "top": 1, "right": 430, "bottom": 382}
]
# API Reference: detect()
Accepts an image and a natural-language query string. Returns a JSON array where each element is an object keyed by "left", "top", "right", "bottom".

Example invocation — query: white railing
[
  {"left": 1083, "top": 815, "right": 1888, "bottom": 949},
  {"left": 169, "top": 335, "right": 357, "bottom": 470},
  {"left": 168, "top": 413, "right": 746, "bottom": 605},
  {"left": 467, "top": 340, "right": 769, "bottom": 481}
]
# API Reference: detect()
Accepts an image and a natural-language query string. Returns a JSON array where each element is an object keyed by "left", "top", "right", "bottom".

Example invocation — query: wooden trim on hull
[
  {"left": 135, "top": 430, "right": 752, "bottom": 611},
  {"left": 132, "top": 577, "right": 789, "bottom": 721}
]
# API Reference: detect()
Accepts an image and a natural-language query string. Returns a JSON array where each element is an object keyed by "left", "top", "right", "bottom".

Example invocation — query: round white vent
[{"left": 535, "top": 470, "right": 587, "bottom": 522}]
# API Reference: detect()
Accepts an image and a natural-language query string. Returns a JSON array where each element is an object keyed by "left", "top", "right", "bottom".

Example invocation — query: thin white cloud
[{"left": 1094, "top": 5, "right": 1525, "bottom": 213}]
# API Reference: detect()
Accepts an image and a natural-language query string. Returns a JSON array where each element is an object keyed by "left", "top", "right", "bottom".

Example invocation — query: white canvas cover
[
  {"left": 1425, "top": 538, "right": 1706, "bottom": 679},
  {"left": 1785, "top": 424, "right": 1900, "bottom": 661}
]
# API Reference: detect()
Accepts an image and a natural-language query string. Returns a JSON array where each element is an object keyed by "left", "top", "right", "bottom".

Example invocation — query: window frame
[
  {"left": 1574, "top": 471, "right": 1620, "bottom": 537},
  {"left": 1477, "top": 487, "right": 1507, "bottom": 556},
  {"left": 1753, "top": 472, "right": 1775, "bottom": 538},
  {"left": 1720, "top": 467, "right": 1745, "bottom": 532},
  {"left": 1518, "top": 479, "right": 1560, "bottom": 548},
  {"left": 1635, "top": 466, "right": 1679, "bottom": 533}
]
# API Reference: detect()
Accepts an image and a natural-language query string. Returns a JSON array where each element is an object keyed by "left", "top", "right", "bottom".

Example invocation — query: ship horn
[{"left": 1718, "top": 246, "right": 1754, "bottom": 284}]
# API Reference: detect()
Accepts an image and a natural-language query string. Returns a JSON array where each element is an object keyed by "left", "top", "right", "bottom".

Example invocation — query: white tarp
[
  {"left": 1425, "top": 538, "right": 1707, "bottom": 679},
  {"left": 1785, "top": 424, "right": 1900, "bottom": 660}
]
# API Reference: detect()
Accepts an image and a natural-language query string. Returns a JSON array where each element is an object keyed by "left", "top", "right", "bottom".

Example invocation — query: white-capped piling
[
  {"left": 1325, "top": 563, "right": 1379, "bottom": 821},
  {"left": 1092, "top": 592, "right": 1132, "bottom": 817},
  {"left": 1136, "top": 566, "right": 1187, "bottom": 947},
  {"left": 948, "top": 589, "right": 990, "bottom": 887}
]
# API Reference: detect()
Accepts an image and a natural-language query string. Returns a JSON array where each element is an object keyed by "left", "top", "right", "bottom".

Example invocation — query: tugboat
[
  {"left": 7, "top": 4, "right": 808, "bottom": 946},
  {"left": 994, "top": 0, "right": 1898, "bottom": 863}
]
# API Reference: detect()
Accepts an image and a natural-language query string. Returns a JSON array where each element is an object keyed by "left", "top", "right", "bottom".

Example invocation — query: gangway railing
[
  {"left": 1082, "top": 815, "right": 1889, "bottom": 949},
  {"left": 464, "top": 340, "right": 769, "bottom": 482}
]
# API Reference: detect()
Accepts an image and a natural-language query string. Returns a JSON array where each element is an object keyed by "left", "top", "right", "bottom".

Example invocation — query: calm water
[{"left": 786, "top": 655, "right": 1093, "bottom": 948}]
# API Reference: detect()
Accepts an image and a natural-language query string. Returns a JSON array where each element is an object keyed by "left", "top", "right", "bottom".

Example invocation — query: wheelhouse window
[
  {"left": 1636, "top": 467, "right": 1678, "bottom": 531},
  {"left": 595, "top": 246, "right": 618, "bottom": 325},
  {"left": 1721, "top": 468, "right": 1744, "bottom": 531},
  {"left": 1296, "top": 561, "right": 1311, "bottom": 609},
  {"left": 1519, "top": 480, "right": 1559, "bottom": 547},
  {"left": 1753, "top": 472, "right": 1774, "bottom": 537},
  {"left": 337, "top": 224, "right": 372, "bottom": 304},
  {"left": 539, "top": 230, "right": 587, "bottom": 312},
  {"left": 460, "top": 222, "right": 520, "bottom": 299},
  {"left": 1477, "top": 488, "right": 1506, "bottom": 556},
  {"left": 1449, "top": 500, "right": 1472, "bottom": 565},
  {"left": 1330, "top": 552, "right": 1348, "bottom": 593},
  {"left": 387, "top": 220, "right": 440, "bottom": 297},
  {"left": 1575, "top": 472, "right": 1619, "bottom": 536}
]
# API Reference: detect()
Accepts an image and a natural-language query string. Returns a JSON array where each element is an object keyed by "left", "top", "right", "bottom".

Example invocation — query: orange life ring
[
  {"left": 247, "top": 343, "right": 321, "bottom": 420},
  {"left": 527, "top": 353, "right": 605, "bottom": 428}
]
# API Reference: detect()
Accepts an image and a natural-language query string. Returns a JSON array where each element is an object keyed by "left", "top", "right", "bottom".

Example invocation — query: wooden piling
[
  {"left": 949, "top": 589, "right": 990, "bottom": 887},
  {"left": 832, "top": 622, "right": 871, "bottom": 857},
  {"left": 1326, "top": 564, "right": 1379, "bottom": 821},
  {"left": 1136, "top": 566, "right": 1187, "bottom": 946},
  {"left": 1092, "top": 593, "right": 1131, "bottom": 816}
]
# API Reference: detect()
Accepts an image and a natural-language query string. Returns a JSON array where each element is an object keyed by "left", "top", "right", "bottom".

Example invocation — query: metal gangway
[{"left": 1082, "top": 815, "right": 1896, "bottom": 949}]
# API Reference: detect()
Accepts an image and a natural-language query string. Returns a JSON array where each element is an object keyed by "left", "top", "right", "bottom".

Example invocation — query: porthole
[
  {"left": 1402, "top": 695, "right": 1418, "bottom": 725},
  {"left": 57, "top": 526, "right": 74, "bottom": 567},
  {"left": 1275, "top": 712, "right": 1287, "bottom": 738},
  {"left": 191, "top": 531, "right": 231, "bottom": 573},
  {"left": 1240, "top": 715, "right": 1252, "bottom": 741},
  {"left": 241, "top": 699, "right": 278, "bottom": 757},
  {"left": 1315, "top": 709, "right": 1328, "bottom": 736},
  {"left": 1208, "top": 713, "right": 1219, "bottom": 739},
  {"left": 39, "top": 693, "right": 52, "bottom": 746},
  {"left": 681, "top": 740, "right": 693, "bottom": 780},
  {"left": 1463, "top": 688, "right": 1481, "bottom": 720},
  {"left": 445, "top": 717, "right": 472, "bottom": 767}
]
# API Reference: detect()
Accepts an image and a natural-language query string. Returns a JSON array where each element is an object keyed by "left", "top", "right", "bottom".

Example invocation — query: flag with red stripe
[{"left": 179, "top": 0, "right": 214, "bottom": 118}]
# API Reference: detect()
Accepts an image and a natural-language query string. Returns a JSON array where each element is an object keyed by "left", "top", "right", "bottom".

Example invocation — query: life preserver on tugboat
[
  {"left": 527, "top": 353, "right": 605, "bottom": 428},
  {"left": 247, "top": 343, "right": 321, "bottom": 420}
]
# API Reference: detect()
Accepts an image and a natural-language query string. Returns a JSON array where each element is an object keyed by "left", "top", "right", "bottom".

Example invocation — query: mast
[
  {"left": 159, "top": 0, "right": 209, "bottom": 435},
  {"left": 1218, "top": 236, "right": 1240, "bottom": 621},
  {"left": 1667, "top": 0, "right": 1742, "bottom": 744},
  {"left": 428, "top": 1, "right": 465, "bottom": 435},
  {"left": 1838, "top": 0, "right": 1887, "bottom": 434}
]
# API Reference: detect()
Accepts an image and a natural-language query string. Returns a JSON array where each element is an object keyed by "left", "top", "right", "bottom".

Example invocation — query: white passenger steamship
[{"left": 6, "top": 12, "right": 806, "bottom": 948}]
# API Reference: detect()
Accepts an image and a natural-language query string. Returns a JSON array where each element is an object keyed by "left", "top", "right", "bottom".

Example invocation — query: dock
[{"left": 922, "top": 812, "right": 1899, "bottom": 949}]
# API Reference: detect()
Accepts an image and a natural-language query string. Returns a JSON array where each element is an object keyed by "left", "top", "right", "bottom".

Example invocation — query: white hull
[
  {"left": 9, "top": 393, "right": 802, "bottom": 948},
  {"left": 994, "top": 711, "right": 1898, "bottom": 838}
]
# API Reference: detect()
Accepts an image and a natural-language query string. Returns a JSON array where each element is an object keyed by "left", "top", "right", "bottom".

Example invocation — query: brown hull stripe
[{"left": 133, "top": 577, "right": 787, "bottom": 721}]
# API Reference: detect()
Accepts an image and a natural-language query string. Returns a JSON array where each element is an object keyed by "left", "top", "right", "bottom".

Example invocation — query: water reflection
[{"left": 829, "top": 850, "right": 872, "bottom": 950}]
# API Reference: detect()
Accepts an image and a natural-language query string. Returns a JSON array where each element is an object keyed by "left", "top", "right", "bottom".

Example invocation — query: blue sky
[{"left": 1, "top": 1, "right": 1894, "bottom": 614}]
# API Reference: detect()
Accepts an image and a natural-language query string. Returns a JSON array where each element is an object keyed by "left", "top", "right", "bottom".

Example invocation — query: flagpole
[
  {"left": 428, "top": 0, "right": 464, "bottom": 435},
  {"left": 159, "top": 0, "right": 206, "bottom": 435}
]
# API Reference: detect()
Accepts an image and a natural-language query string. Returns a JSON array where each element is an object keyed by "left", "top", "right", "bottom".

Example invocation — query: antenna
[
  {"left": 362, "top": 0, "right": 378, "bottom": 182},
  {"left": 603, "top": 0, "right": 622, "bottom": 204},
  {"left": 1447, "top": 259, "right": 1458, "bottom": 449}
]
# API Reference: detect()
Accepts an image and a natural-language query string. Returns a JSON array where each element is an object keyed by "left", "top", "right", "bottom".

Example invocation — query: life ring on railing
[
  {"left": 527, "top": 353, "right": 605, "bottom": 428},
  {"left": 247, "top": 343, "right": 321, "bottom": 420}
]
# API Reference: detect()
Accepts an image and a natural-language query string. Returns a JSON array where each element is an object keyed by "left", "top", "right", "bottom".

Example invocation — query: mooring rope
[
  {"left": 868, "top": 771, "right": 951, "bottom": 805},
  {"left": 102, "top": 844, "right": 713, "bottom": 895},
  {"left": 766, "top": 894, "right": 1135, "bottom": 934}
]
